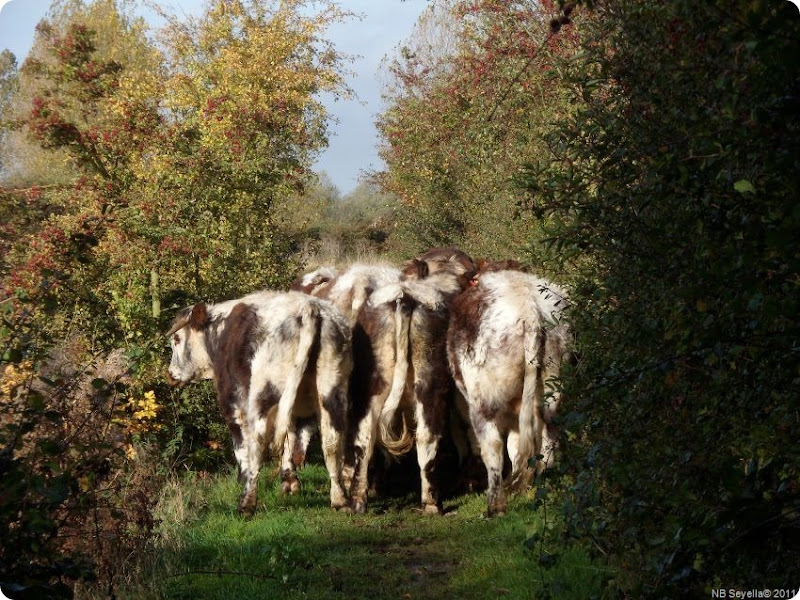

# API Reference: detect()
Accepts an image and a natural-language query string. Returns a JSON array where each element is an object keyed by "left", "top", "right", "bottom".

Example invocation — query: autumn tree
[
  {"left": 318, "top": 180, "right": 398, "bottom": 261},
  {"left": 0, "top": 49, "right": 16, "bottom": 151},
  {"left": 0, "top": 50, "right": 22, "bottom": 277},
  {"left": 0, "top": 0, "right": 352, "bottom": 594},
  {"left": 377, "top": 0, "right": 577, "bottom": 259},
  {"left": 145, "top": 0, "right": 353, "bottom": 303},
  {"left": 5, "top": 0, "right": 352, "bottom": 341}
]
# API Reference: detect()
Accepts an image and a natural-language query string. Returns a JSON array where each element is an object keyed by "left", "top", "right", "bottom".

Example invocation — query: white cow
[
  {"left": 167, "top": 290, "right": 352, "bottom": 516},
  {"left": 447, "top": 266, "right": 570, "bottom": 516}
]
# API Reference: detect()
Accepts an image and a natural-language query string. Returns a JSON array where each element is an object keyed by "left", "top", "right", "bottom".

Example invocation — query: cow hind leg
[
  {"left": 233, "top": 438, "right": 249, "bottom": 486},
  {"left": 415, "top": 402, "right": 443, "bottom": 515},
  {"left": 225, "top": 407, "right": 259, "bottom": 516},
  {"left": 293, "top": 418, "right": 316, "bottom": 468},
  {"left": 538, "top": 391, "right": 561, "bottom": 471},
  {"left": 280, "top": 417, "right": 316, "bottom": 496},
  {"left": 416, "top": 427, "right": 442, "bottom": 515},
  {"left": 476, "top": 420, "right": 507, "bottom": 517},
  {"left": 238, "top": 432, "right": 265, "bottom": 517},
  {"left": 239, "top": 413, "right": 273, "bottom": 517},
  {"left": 318, "top": 405, "right": 348, "bottom": 511},
  {"left": 315, "top": 350, "right": 350, "bottom": 511},
  {"left": 280, "top": 431, "right": 302, "bottom": 497},
  {"left": 350, "top": 402, "right": 380, "bottom": 514}
]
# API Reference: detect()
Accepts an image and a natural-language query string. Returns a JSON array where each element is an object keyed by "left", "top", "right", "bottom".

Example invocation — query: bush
[
  {"left": 522, "top": 0, "right": 800, "bottom": 595},
  {"left": 0, "top": 340, "right": 161, "bottom": 597}
]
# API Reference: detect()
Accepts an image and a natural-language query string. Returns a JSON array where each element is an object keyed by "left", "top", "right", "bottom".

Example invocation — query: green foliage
[
  {"left": 0, "top": 49, "right": 16, "bottom": 109},
  {"left": 377, "top": 0, "right": 577, "bottom": 259},
  {"left": 1, "top": 0, "right": 352, "bottom": 595},
  {"left": 521, "top": 0, "right": 800, "bottom": 595},
  {"left": 0, "top": 49, "right": 17, "bottom": 175},
  {"left": 3, "top": 0, "right": 353, "bottom": 343},
  {"left": 318, "top": 180, "right": 399, "bottom": 262},
  {"left": 0, "top": 331, "right": 161, "bottom": 597},
  {"left": 279, "top": 174, "right": 400, "bottom": 265}
]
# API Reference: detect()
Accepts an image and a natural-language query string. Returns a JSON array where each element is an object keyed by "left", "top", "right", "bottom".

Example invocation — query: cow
[
  {"left": 363, "top": 247, "right": 477, "bottom": 514},
  {"left": 293, "top": 262, "right": 416, "bottom": 511},
  {"left": 446, "top": 265, "right": 570, "bottom": 517},
  {"left": 291, "top": 251, "right": 477, "bottom": 514},
  {"left": 166, "top": 290, "right": 352, "bottom": 516},
  {"left": 289, "top": 261, "right": 401, "bottom": 481}
]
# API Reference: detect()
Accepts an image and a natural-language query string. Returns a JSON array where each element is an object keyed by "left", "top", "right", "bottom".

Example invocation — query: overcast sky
[{"left": 0, "top": 0, "right": 426, "bottom": 195}]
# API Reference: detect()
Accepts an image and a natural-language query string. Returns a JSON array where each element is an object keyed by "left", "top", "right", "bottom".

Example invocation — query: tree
[
  {"left": 322, "top": 180, "right": 398, "bottom": 260},
  {"left": 4, "top": 0, "right": 353, "bottom": 341},
  {"left": 285, "top": 175, "right": 400, "bottom": 265},
  {"left": 145, "top": 0, "right": 353, "bottom": 301},
  {"left": 0, "top": 49, "right": 17, "bottom": 154},
  {"left": 521, "top": 0, "right": 800, "bottom": 595},
  {"left": 1, "top": 0, "right": 352, "bottom": 593},
  {"left": 377, "top": 0, "right": 577, "bottom": 259}
]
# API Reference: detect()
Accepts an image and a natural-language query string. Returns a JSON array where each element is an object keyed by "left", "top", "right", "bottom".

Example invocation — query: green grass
[{"left": 121, "top": 464, "right": 609, "bottom": 600}]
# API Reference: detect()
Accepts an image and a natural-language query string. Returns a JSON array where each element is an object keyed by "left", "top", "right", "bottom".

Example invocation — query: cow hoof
[
  {"left": 332, "top": 503, "right": 352, "bottom": 513},
  {"left": 279, "top": 480, "right": 301, "bottom": 496},
  {"left": 421, "top": 504, "right": 442, "bottom": 516},
  {"left": 238, "top": 492, "right": 258, "bottom": 517},
  {"left": 280, "top": 471, "right": 301, "bottom": 496},
  {"left": 351, "top": 499, "right": 367, "bottom": 514},
  {"left": 486, "top": 504, "right": 507, "bottom": 518}
]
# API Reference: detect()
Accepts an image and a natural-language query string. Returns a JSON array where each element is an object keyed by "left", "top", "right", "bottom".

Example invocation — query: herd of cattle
[{"left": 166, "top": 247, "right": 571, "bottom": 517}]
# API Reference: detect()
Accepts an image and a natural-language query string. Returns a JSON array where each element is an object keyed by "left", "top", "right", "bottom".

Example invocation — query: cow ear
[
  {"left": 189, "top": 302, "right": 209, "bottom": 329},
  {"left": 415, "top": 258, "right": 429, "bottom": 279},
  {"left": 312, "top": 273, "right": 331, "bottom": 286},
  {"left": 401, "top": 258, "right": 428, "bottom": 280}
]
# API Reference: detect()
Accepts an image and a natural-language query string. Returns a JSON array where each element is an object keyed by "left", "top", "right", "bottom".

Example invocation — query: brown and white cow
[
  {"left": 364, "top": 247, "right": 477, "bottom": 514},
  {"left": 292, "top": 262, "right": 406, "bottom": 512},
  {"left": 291, "top": 250, "right": 476, "bottom": 514},
  {"left": 166, "top": 290, "right": 352, "bottom": 516},
  {"left": 446, "top": 266, "right": 570, "bottom": 516}
]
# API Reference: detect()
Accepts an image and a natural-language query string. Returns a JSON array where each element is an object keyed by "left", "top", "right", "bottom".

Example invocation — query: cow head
[
  {"left": 400, "top": 258, "right": 429, "bottom": 281},
  {"left": 417, "top": 247, "right": 476, "bottom": 277},
  {"left": 290, "top": 266, "right": 337, "bottom": 295},
  {"left": 415, "top": 247, "right": 477, "bottom": 292},
  {"left": 166, "top": 302, "right": 213, "bottom": 385}
]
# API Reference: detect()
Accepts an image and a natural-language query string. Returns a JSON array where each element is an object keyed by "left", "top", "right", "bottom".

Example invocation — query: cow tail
[
  {"left": 350, "top": 273, "right": 371, "bottom": 319},
  {"left": 378, "top": 299, "right": 414, "bottom": 456},
  {"left": 509, "top": 319, "right": 546, "bottom": 490},
  {"left": 272, "top": 303, "right": 319, "bottom": 454}
]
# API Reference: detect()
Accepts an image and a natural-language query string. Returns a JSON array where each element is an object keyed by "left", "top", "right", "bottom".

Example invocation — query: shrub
[
  {"left": 521, "top": 0, "right": 800, "bottom": 595},
  {"left": 0, "top": 337, "right": 161, "bottom": 597}
]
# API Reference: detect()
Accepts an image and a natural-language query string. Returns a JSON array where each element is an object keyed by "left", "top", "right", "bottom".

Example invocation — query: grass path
[{"left": 123, "top": 465, "right": 607, "bottom": 599}]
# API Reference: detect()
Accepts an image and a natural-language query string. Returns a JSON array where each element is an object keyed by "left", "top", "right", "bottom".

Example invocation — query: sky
[{"left": 0, "top": 0, "right": 427, "bottom": 195}]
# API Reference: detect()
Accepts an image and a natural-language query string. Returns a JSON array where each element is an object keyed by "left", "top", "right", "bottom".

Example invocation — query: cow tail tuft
[
  {"left": 378, "top": 299, "right": 414, "bottom": 456},
  {"left": 509, "top": 319, "right": 546, "bottom": 490},
  {"left": 272, "top": 302, "right": 319, "bottom": 454}
]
